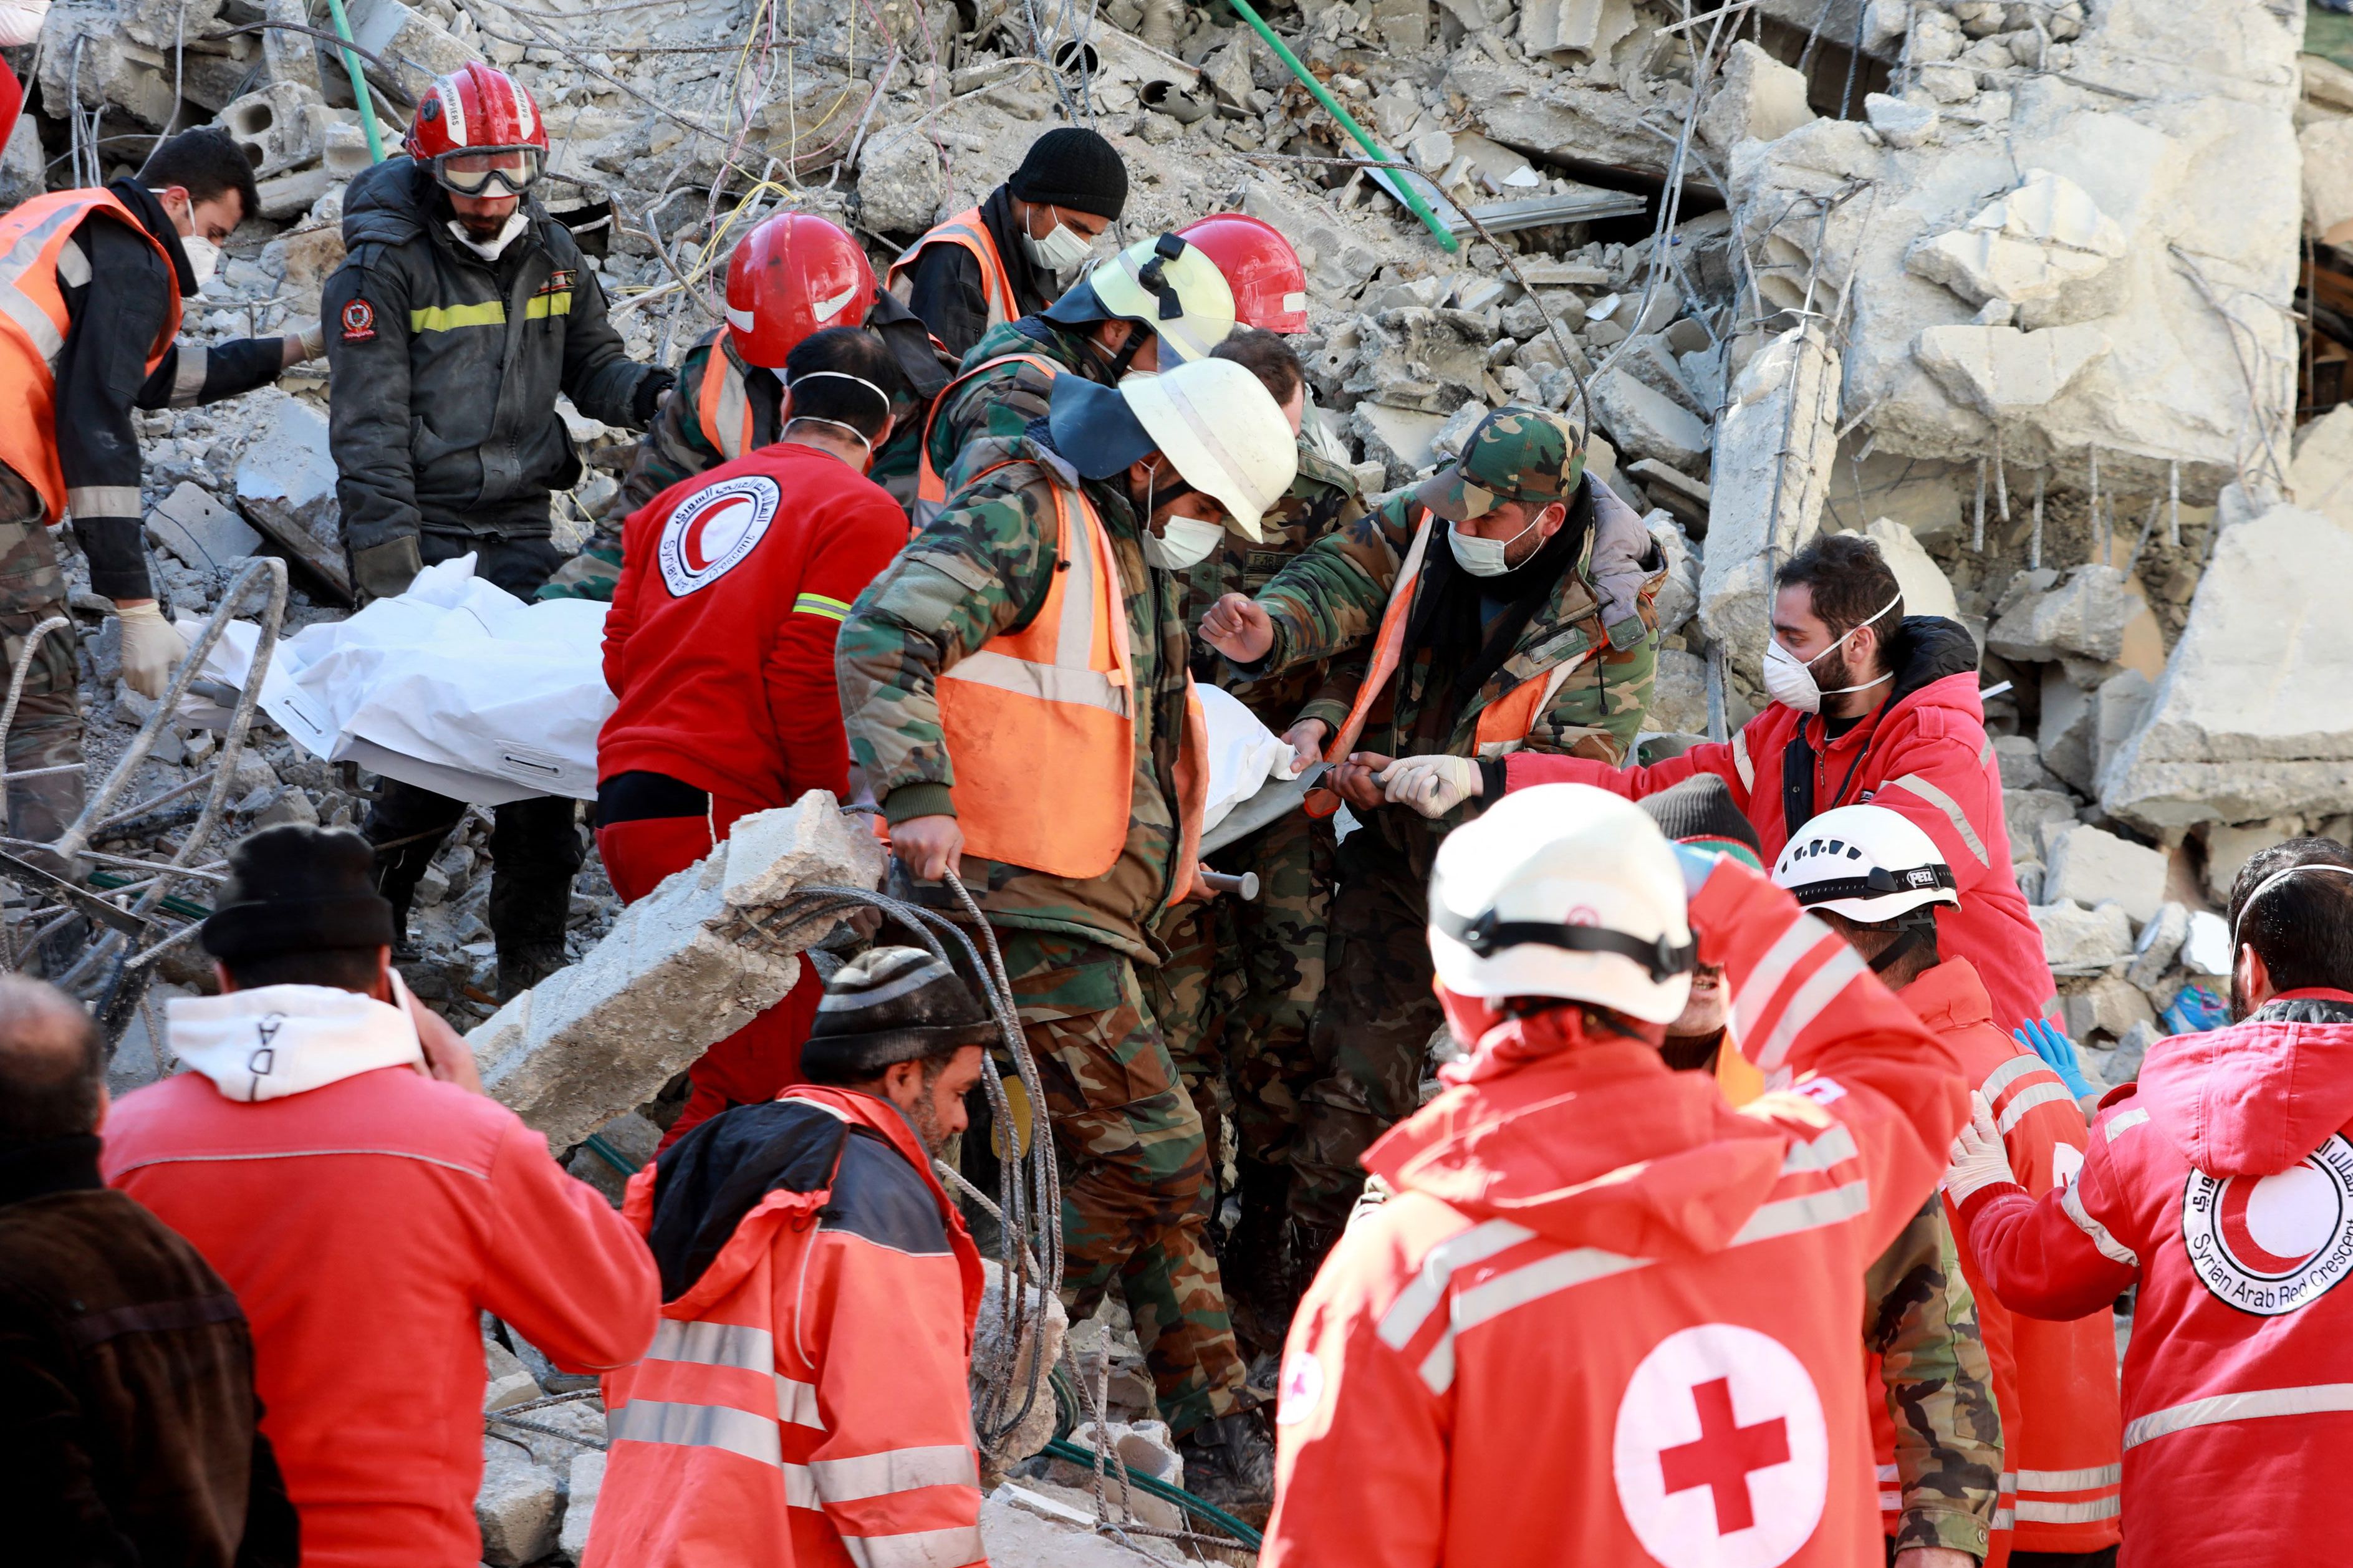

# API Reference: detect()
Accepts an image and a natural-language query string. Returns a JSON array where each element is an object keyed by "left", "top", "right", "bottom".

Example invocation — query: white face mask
[
  {"left": 1143, "top": 513, "right": 1225, "bottom": 572},
  {"left": 447, "top": 211, "right": 529, "bottom": 261},
  {"left": 180, "top": 234, "right": 219, "bottom": 292},
  {"left": 1020, "top": 204, "right": 1097, "bottom": 273},
  {"left": 1761, "top": 592, "right": 1902, "bottom": 714},
  {"left": 1446, "top": 509, "right": 1546, "bottom": 578}
]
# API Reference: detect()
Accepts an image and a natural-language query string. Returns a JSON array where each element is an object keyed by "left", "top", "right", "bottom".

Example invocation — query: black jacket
[
  {"left": 320, "top": 158, "right": 667, "bottom": 554},
  {"left": 901, "top": 186, "right": 1056, "bottom": 362},
  {"left": 0, "top": 1134, "right": 298, "bottom": 1567}
]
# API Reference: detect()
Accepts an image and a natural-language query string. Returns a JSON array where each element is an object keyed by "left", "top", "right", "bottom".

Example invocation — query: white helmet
[
  {"left": 1123, "top": 358, "right": 1299, "bottom": 542},
  {"left": 1772, "top": 804, "right": 1958, "bottom": 923},
  {"left": 1045, "top": 231, "right": 1238, "bottom": 366},
  {"left": 1427, "top": 783, "right": 1696, "bottom": 1024}
]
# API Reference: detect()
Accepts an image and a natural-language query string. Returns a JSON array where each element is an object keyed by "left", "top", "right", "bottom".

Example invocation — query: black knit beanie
[
  {"left": 1006, "top": 127, "right": 1128, "bottom": 219},
  {"left": 1640, "top": 774, "right": 1765, "bottom": 871},
  {"left": 201, "top": 824, "right": 397, "bottom": 964},
  {"left": 801, "top": 947, "right": 996, "bottom": 1082}
]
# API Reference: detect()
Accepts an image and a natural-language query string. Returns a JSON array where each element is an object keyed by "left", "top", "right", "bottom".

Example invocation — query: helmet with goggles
[{"left": 406, "top": 62, "right": 549, "bottom": 197}]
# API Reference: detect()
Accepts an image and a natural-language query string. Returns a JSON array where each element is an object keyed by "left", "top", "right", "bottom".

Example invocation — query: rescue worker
[
  {"left": 587, "top": 946, "right": 991, "bottom": 1568},
  {"left": 835, "top": 356, "right": 1299, "bottom": 1513},
  {"left": 1195, "top": 406, "right": 1665, "bottom": 1272},
  {"left": 537, "top": 211, "right": 953, "bottom": 601},
  {"left": 1950, "top": 837, "right": 2353, "bottom": 1567},
  {"left": 1778, "top": 806, "right": 2124, "bottom": 1565},
  {"left": 596, "top": 327, "right": 912, "bottom": 1149},
  {"left": 1394, "top": 530, "right": 2061, "bottom": 1039},
  {"left": 0, "top": 127, "right": 324, "bottom": 847},
  {"left": 1261, "top": 782, "right": 1970, "bottom": 1566},
  {"left": 321, "top": 62, "right": 672, "bottom": 997},
  {"left": 100, "top": 824, "right": 658, "bottom": 1567},
  {"left": 1650, "top": 778, "right": 2007, "bottom": 1568},
  {"left": 886, "top": 124, "right": 1127, "bottom": 360},
  {"left": 915, "top": 228, "right": 1237, "bottom": 519}
]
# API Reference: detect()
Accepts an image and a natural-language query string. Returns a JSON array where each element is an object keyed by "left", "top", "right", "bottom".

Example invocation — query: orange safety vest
[
  {"left": 886, "top": 205, "right": 1018, "bottom": 336},
  {"left": 1302, "top": 505, "right": 1590, "bottom": 819},
  {"left": 0, "top": 189, "right": 181, "bottom": 527},
  {"left": 692, "top": 332, "right": 761, "bottom": 460},
  {"left": 912, "top": 350, "right": 1061, "bottom": 520}
]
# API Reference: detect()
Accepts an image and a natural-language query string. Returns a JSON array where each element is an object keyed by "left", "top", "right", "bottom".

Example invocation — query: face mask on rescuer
[
  {"left": 1021, "top": 206, "right": 1095, "bottom": 272},
  {"left": 1446, "top": 509, "right": 1545, "bottom": 578},
  {"left": 1761, "top": 592, "right": 1902, "bottom": 714},
  {"left": 179, "top": 235, "right": 219, "bottom": 292},
  {"left": 1144, "top": 514, "right": 1225, "bottom": 572}
]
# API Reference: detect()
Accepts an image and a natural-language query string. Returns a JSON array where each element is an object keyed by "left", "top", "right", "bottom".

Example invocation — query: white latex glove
[
  {"left": 294, "top": 322, "right": 326, "bottom": 362},
  {"left": 1943, "top": 1091, "right": 2016, "bottom": 1205},
  {"left": 115, "top": 601, "right": 188, "bottom": 700},
  {"left": 0, "top": 0, "right": 51, "bottom": 48},
  {"left": 1379, "top": 754, "right": 1482, "bottom": 818}
]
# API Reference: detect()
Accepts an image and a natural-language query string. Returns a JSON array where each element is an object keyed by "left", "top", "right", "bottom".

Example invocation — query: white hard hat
[
  {"left": 1772, "top": 804, "right": 1958, "bottom": 923},
  {"left": 1122, "top": 358, "right": 1299, "bottom": 543},
  {"left": 1427, "top": 783, "right": 1696, "bottom": 1024},
  {"left": 1047, "top": 231, "right": 1238, "bottom": 365}
]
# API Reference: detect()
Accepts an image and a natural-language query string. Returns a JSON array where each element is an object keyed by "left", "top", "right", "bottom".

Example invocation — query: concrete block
[
  {"left": 2002, "top": 787, "right": 2077, "bottom": 866},
  {"left": 477, "top": 1438, "right": 560, "bottom": 1567},
  {"left": 1369, "top": 0, "right": 1430, "bottom": 51},
  {"left": 218, "top": 82, "right": 330, "bottom": 179},
  {"left": 2108, "top": 1018, "right": 2159, "bottom": 1084},
  {"left": 1987, "top": 563, "right": 2131, "bottom": 663},
  {"left": 1698, "top": 40, "right": 1815, "bottom": 153},
  {"left": 1051, "top": 1420, "right": 1185, "bottom": 1531},
  {"left": 1645, "top": 648, "right": 1711, "bottom": 735},
  {"left": 1430, "top": 399, "right": 1496, "bottom": 463},
  {"left": 2038, "top": 665, "right": 2095, "bottom": 795},
  {"left": 1865, "top": 92, "right": 1940, "bottom": 150},
  {"left": 0, "top": 103, "right": 43, "bottom": 211},
  {"left": 1591, "top": 366, "right": 1710, "bottom": 470},
  {"left": 2067, "top": 973, "right": 2157, "bottom": 1041},
  {"left": 2127, "top": 901, "right": 2189, "bottom": 991},
  {"left": 2288, "top": 402, "right": 2353, "bottom": 534},
  {"left": 1519, "top": 0, "right": 1637, "bottom": 60},
  {"left": 234, "top": 392, "right": 341, "bottom": 550},
  {"left": 2303, "top": 115, "right": 2353, "bottom": 243},
  {"left": 559, "top": 1450, "right": 604, "bottom": 1562},
  {"left": 2201, "top": 819, "right": 2298, "bottom": 907},
  {"left": 857, "top": 123, "right": 948, "bottom": 235},
  {"left": 718, "top": 796, "right": 889, "bottom": 910},
  {"left": 1700, "top": 323, "right": 1839, "bottom": 685},
  {"left": 1629, "top": 459, "right": 1710, "bottom": 534},
  {"left": 1994, "top": 736, "right": 2059, "bottom": 792},
  {"left": 1618, "top": 333, "right": 1706, "bottom": 415},
  {"left": 147, "top": 483, "right": 261, "bottom": 573},
  {"left": 2033, "top": 898, "right": 2133, "bottom": 974},
  {"left": 345, "top": 0, "right": 483, "bottom": 100},
  {"left": 2044, "top": 824, "right": 2168, "bottom": 925},
  {"left": 2091, "top": 668, "right": 2154, "bottom": 791},
  {"left": 2103, "top": 505, "right": 2353, "bottom": 830},
  {"left": 981, "top": 1488, "right": 1153, "bottom": 1566},
  {"left": 483, "top": 1336, "right": 540, "bottom": 1412},
  {"left": 1351, "top": 403, "right": 1450, "bottom": 486},
  {"left": 972, "top": 1259, "right": 1069, "bottom": 1470},
  {"left": 259, "top": 0, "right": 325, "bottom": 92},
  {"left": 1912, "top": 323, "right": 2111, "bottom": 418},
  {"left": 565, "top": 1109, "right": 662, "bottom": 1205}
]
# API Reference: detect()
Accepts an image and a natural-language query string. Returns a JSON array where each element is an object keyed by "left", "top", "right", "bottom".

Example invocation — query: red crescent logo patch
[
  {"left": 2185, "top": 1134, "right": 2353, "bottom": 1315},
  {"left": 657, "top": 474, "right": 781, "bottom": 597}
]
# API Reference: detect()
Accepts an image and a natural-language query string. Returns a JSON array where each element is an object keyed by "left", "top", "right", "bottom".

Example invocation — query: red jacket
[
  {"left": 1957, "top": 989, "right": 2353, "bottom": 1567},
  {"left": 1503, "top": 618, "right": 2059, "bottom": 1035},
  {"left": 600, "top": 441, "right": 908, "bottom": 804},
  {"left": 589, "top": 1085, "right": 988, "bottom": 1568},
  {"left": 1904, "top": 957, "right": 2123, "bottom": 1559},
  {"left": 101, "top": 989, "right": 659, "bottom": 1568},
  {"left": 1263, "top": 853, "right": 1968, "bottom": 1568}
]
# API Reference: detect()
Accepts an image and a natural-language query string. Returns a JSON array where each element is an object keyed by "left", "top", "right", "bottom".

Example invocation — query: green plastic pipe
[
  {"left": 322, "top": 0, "right": 387, "bottom": 163},
  {"left": 1220, "top": 0, "right": 1459, "bottom": 252},
  {"left": 1037, "top": 1436, "right": 1265, "bottom": 1549}
]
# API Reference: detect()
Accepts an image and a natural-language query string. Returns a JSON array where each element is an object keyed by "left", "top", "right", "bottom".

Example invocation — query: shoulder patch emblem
[
  {"left": 658, "top": 474, "right": 781, "bottom": 597},
  {"left": 2183, "top": 1133, "right": 2353, "bottom": 1316},
  {"left": 340, "top": 298, "right": 375, "bottom": 342}
]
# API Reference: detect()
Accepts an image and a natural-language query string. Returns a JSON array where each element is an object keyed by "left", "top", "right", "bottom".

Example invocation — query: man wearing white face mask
[
  {"left": 887, "top": 125, "right": 1128, "bottom": 360},
  {"left": 0, "top": 127, "right": 322, "bottom": 863},
  {"left": 1491, "top": 531, "right": 2061, "bottom": 1042}
]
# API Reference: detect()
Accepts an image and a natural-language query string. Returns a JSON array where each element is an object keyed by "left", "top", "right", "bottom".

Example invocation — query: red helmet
[
  {"left": 1176, "top": 213, "right": 1309, "bottom": 334},
  {"left": 724, "top": 212, "right": 878, "bottom": 370},
  {"left": 405, "top": 62, "right": 549, "bottom": 196}
]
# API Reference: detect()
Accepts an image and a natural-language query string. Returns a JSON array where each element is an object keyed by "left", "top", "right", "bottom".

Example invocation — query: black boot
[
  {"left": 1223, "top": 1158, "right": 1299, "bottom": 1360},
  {"left": 1176, "top": 1407, "right": 1277, "bottom": 1527},
  {"left": 496, "top": 941, "right": 569, "bottom": 1001}
]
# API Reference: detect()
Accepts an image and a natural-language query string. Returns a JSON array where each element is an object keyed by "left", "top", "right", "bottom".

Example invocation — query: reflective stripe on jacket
[
  {"left": 589, "top": 1086, "right": 988, "bottom": 1568},
  {"left": 695, "top": 332, "right": 761, "bottom": 460},
  {"left": 0, "top": 189, "right": 179, "bottom": 526}
]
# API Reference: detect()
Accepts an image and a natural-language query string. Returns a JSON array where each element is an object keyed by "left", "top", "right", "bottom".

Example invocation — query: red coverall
[
  {"left": 597, "top": 441, "right": 907, "bottom": 1146},
  {"left": 1262, "top": 852, "right": 1968, "bottom": 1567},
  {"left": 1957, "top": 989, "right": 2353, "bottom": 1567}
]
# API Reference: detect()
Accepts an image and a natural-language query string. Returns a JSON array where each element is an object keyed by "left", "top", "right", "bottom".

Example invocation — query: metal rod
[
  {"left": 323, "top": 0, "right": 387, "bottom": 163},
  {"left": 2167, "top": 458, "right": 2181, "bottom": 549},
  {"left": 1217, "top": 0, "right": 1458, "bottom": 252},
  {"left": 2030, "top": 469, "right": 2045, "bottom": 569},
  {"left": 1972, "top": 458, "right": 1986, "bottom": 552}
]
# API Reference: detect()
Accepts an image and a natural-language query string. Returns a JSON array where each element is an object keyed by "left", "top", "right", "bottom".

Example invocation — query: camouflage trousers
[
  {"left": 1288, "top": 822, "right": 1445, "bottom": 1231},
  {"left": 1866, "top": 1195, "right": 2002, "bottom": 1559},
  {"left": 0, "top": 499, "right": 86, "bottom": 847},
  {"left": 1142, "top": 806, "right": 1335, "bottom": 1173},
  {"left": 996, "top": 928, "right": 1247, "bottom": 1436}
]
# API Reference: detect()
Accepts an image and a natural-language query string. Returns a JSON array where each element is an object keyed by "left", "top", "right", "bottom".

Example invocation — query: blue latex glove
[{"left": 2014, "top": 1016, "right": 2096, "bottom": 1100}]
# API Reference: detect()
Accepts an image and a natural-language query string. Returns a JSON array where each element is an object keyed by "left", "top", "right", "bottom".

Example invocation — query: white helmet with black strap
[
  {"left": 1427, "top": 783, "right": 1697, "bottom": 1024},
  {"left": 1772, "top": 804, "right": 1958, "bottom": 975}
]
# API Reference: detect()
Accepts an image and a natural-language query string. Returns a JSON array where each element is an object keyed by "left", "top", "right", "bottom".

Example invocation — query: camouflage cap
[{"left": 1413, "top": 406, "right": 1585, "bottom": 522}]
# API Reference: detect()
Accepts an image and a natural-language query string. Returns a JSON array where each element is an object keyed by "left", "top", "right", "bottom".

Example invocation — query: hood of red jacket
[
  {"left": 2134, "top": 989, "right": 2353, "bottom": 1177},
  {"left": 1366, "top": 1008, "right": 1794, "bottom": 1259},
  {"left": 1804, "top": 617, "right": 1983, "bottom": 756}
]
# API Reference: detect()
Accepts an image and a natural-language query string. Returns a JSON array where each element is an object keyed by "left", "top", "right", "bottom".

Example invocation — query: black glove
[
  {"left": 631, "top": 366, "right": 677, "bottom": 430},
  {"left": 349, "top": 535, "right": 423, "bottom": 604}
]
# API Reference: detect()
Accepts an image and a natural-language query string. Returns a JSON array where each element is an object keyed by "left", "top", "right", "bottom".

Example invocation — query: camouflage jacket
[
  {"left": 1244, "top": 481, "right": 1661, "bottom": 859},
  {"left": 1865, "top": 1195, "right": 2003, "bottom": 1559},
  {"left": 1179, "top": 444, "right": 1365, "bottom": 730},
  {"left": 925, "top": 315, "right": 1109, "bottom": 498},
  {"left": 835, "top": 429, "right": 1191, "bottom": 963}
]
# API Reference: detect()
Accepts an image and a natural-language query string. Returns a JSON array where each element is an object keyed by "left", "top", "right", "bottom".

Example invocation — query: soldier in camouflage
[
  {"left": 1869, "top": 1195, "right": 2005, "bottom": 1564},
  {"left": 1200, "top": 408, "right": 1668, "bottom": 1265},
  {"left": 836, "top": 363, "right": 1297, "bottom": 1513}
]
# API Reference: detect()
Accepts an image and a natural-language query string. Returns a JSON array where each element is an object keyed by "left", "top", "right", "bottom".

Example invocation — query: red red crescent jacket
[
  {"left": 1956, "top": 989, "right": 2353, "bottom": 1567},
  {"left": 1262, "top": 853, "right": 1968, "bottom": 1568},
  {"left": 600, "top": 441, "right": 910, "bottom": 804},
  {"left": 1903, "top": 957, "right": 2124, "bottom": 1559},
  {"left": 587, "top": 1085, "right": 988, "bottom": 1568},
  {"left": 102, "top": 1054, "right": 659, "bottom": 1567},
  {"left": 1502, "top": 618, "right": 2059, "bottom": 1036}
]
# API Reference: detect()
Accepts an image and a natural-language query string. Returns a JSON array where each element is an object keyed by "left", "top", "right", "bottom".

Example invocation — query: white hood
[{"left": 168, "top": 984, "right": 424, "bottom": 1102}]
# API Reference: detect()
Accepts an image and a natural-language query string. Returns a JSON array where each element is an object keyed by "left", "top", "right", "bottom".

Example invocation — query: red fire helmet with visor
[{"left": 405, "top": 61, "right": 549, "bottom": 196}]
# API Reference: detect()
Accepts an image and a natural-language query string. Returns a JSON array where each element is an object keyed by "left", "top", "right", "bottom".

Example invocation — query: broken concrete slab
[
  {"left": 2288, "top": 402, "right": 2353, "bottom": 533},
  {"left": 2091, "top": 668, "right": 2154, "bottom": 792},
  {"left": 973, "top": 1259, "right": 1069, "bottom": 1471},
  {"left": 147, "top": 483, "right": 261, "bottom": 574},
  {"left": 2201, "top": 818, "right": 2298, "bottom": 907},
  {"left": 233, "top": 392, "right": 352, "bottom": 599},
  {"left": 2004, "top": 787, "right": 2079, "bottom": 867},
  {"left": 344, "top": 0, "right": 483, "bottom": 102},
  {"left": 1700, "top": 322, "right": 1839, "bottom": 686},
  {"left": 1645, "top": 648, "right": 1711, "bottom": 736},
  {"left": 2302, "top": 114, "right": 2353, "bottom": 245},
  {"left": 2034, "top": 898, "right": 2134, "bottom": 974},
  {"left": 2127, "top": 900, "right": 2190, "bottom": 991},
  {"left": 2044, "top": 822, "right": 2168, "bottom": 925},
  {"left": 469, "top": 792, "right": 884, "bottom": 1153},
  {"left": 2064, "top": 973, "right": 2157, "bottom": 1042},
  {"left": 1987, "top": 563, "right": 2131, "bottom": 663},
  {"left": 1629, "top": 459, "right": 1709, "bottom": 534},
  {"left": 1995, "top": 737, "right": 2061, "bottom": 794},
  {"left": 559, "top": 1451, "right": 604, "bottom": 1563},
  {"left": 857, "top": 123, "right": 949, "bottom": 235},
  {"left": 1591, "top": 367, "right": 1710, "bottom": 472},
  {"left": 1697, "top": 41, "right": 1814, "bottom": 155},
  {"left": 1860, "top": 516, "right": 1961, "bottom": 623},
  {"left": 1913, "top": 323, "right": 2112, "bottom": 421},
  {"left": 476, "top": 1438, "right": 560, "bottom": 1568},
  {"left": 1907, "top": 168, "right": 2130, "bottom": 330},
  {"left": 2102, "top": 503, "right": 2353, "bottom": 830}
]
